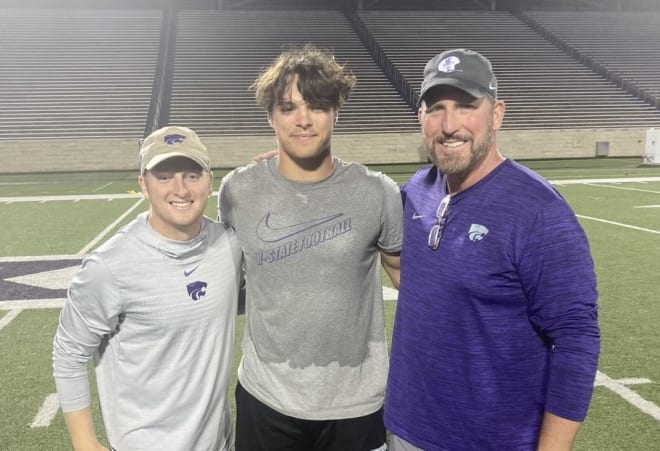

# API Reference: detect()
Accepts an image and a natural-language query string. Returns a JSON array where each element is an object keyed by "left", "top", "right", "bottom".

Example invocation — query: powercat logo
[{"left": 164, "top": 134, "right": 186, "bottom": 144}]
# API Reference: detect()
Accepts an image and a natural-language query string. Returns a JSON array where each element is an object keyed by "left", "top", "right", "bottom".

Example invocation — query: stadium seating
[
  {"left": 357, "top": 10, "right": 660, "bottom": 129},
  {"left": 0, "top": 8, "right": 162, "bottom": 140},
  {"left": 1, "top": 1, "right": 659, "bottom": 167},
  {"left": 358, "top": 0, "right": 483, "bottom": 10},
  {"left": 523, "top": 11, "right": 660, "bottom": 107},
  {"left": 168, "top": 9, "right": 419, "bottom": 135}
]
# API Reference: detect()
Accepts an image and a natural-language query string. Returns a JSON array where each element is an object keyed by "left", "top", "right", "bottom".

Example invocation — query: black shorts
[{"left": 235, "top": 381, "right": 386, "bottom": 451}]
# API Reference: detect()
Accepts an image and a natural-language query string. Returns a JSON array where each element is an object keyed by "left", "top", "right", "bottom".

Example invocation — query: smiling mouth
[
  {"left": 171, "top": 201, "right": 193, "bottom": 209},
  {"left": 436, "top": 139, "right": 469, "bottom": 149},
  {"left": 437, "top": 136, "right": 470, "bottom": 149}
]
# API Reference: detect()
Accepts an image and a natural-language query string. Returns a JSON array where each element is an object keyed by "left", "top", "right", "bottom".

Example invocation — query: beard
[{"left": 426, "top": 118, "right": 495, "bottom": 176}]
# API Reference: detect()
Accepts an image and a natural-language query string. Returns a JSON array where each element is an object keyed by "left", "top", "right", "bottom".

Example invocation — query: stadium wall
[{"left": 0, "top": 128, "right": 650, "bottom": 173}]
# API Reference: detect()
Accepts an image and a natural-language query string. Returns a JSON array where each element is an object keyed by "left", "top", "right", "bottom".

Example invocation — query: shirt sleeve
[
  {"left": 519, "top": 199, "right": 600, "bottom": 421},
  {"left": 378, "top": 173, "right": 404, "bottom": 253},
  {"left": 52, "top": 254, "right": 122, "bottom": 413}
]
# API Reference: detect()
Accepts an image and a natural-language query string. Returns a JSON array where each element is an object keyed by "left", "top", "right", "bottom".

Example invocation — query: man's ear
[
  {"left": 208, "top": 171, "right": 214, "bottom": 197},
  {"left": 138, "top": 174, "right": 149, "bottom": 199},
  {"left": 492, "top": 99, "right": 506, "bottom": 131},
  {"left": 267, "top": 112, "right": 273, "bottom": 128}
]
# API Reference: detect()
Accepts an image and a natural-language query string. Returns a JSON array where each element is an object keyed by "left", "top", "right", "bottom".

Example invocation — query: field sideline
[{"left": 1, "top": 159, "right": 659, "bottom": 450}]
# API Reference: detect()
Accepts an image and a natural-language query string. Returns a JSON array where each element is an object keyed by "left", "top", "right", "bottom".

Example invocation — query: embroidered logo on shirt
[
  {"left": 256, "top": 212, "right": 344, "bottom": 243},
  {"left": 186, "top": 281, "right": 207, "bottom": 301},
  {"left": 412, "top": 213, "right": 424, "bottom": 220},
  {"left": 468, "top": 224, "right": 489, "bottom": 241},
  {"left": 184, "top": 266, "right": 199, "bottom": 277}
]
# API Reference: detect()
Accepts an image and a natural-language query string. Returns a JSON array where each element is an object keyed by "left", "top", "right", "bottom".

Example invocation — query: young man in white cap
[
  {"left": 384, "top": 49, "right": 600, "bottom": 451},
  {"left": 53, "top": 126, "right": 242, "bottom": 451}
]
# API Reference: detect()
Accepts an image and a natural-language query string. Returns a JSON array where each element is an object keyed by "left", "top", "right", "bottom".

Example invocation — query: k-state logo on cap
[
  {"left": 437, "top": 56, "right": 460, "bottom": 73},
  {"left": 164, "top": 134, "right": 186, "bottom": 145}
]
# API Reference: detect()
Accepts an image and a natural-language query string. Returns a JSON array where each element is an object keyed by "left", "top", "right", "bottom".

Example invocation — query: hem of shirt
[{"left": 238, "top": 375, "right": 384, "bottom": 421}]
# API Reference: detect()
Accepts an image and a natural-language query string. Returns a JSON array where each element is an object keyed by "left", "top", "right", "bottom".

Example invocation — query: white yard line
[
  {"left": 3, "top": 291, "right": 399, "bottom": 309},
  {"left": 612, "top": 377, "right": 652, "bottom": 385},
  {"left": 595, "top": 371, "right": 660, "bottom": 421},
  {"left": 30, "top": 393, "right": 60, "bottom": 428},
  {"left": 383, "top": 286, "right": 398, "bottom": 301},
  {"left": 76, "top": 197, "right": 145, "bottom": 256},
  {"left": 1, "top": 192, "right": 218, "bottom": 203},
  {"left": 576, "top": 215, "right": 660, "bottom": 235},
  {"left": 0, "top": 193, "right": 142, "bottom": 203},
  {"left": 92, "top": 181, "right": 113, "bottom": 192},
  {"left": 550, "top": 176, "right": 660, "bottom": 185},
  {"left": 0, "top": 178, "right": 657, "bottom": 204},
  {"left": 0, "top": 254, "right": 80, "bottom": 262},
  {"left": 0, "top": 308, "right": 22, "bottom": 331},
  {"left": 584, "top": 183, "right": 660, "bottom": 195},
  {"left": 0, "top": 299, "right": 65, "bottom": 310}
]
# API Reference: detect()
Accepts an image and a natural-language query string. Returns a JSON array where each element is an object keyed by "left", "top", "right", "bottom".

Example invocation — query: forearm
[
  {"left": 536, "top": 411, "right": 581, "bottom": 451},
  {"left": 63, "top": 407, "right": 108, "bottom": 451},
  {"left": 380, "top": 250, "right": 401, "bottom": 289}
]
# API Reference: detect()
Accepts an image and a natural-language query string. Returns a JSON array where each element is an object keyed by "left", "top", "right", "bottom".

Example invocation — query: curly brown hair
[{"left": 251, "top": 44, "right": 356, "bottom": 113}]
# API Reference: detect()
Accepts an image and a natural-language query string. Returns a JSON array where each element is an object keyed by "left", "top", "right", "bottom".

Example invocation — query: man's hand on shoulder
[{"left": 252, "top": 149, "right": 279, "bottom": 162}]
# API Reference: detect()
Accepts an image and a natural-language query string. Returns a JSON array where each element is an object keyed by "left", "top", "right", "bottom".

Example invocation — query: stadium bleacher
[
  {"left": 0, "top": 8, "right": 162, "bottom": 140},
  {"left": 357, "top": 9, "right": 660, "bottom": 129},
  {"left": 524, "top": 10, "right": 660, "bottom": 107},
  {"left": 168, "top": 9, "right": 419, "bottom": 136},
  {"left": 0, "top": 0, "right": 659, "bottom": 171}
]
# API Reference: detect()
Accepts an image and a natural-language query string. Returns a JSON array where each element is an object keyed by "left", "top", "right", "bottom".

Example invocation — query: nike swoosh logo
[
  {"left": 412, "top": 213, "right": 424, "bottom": 220},
  {"left": 256, "top": 212, "right": 344, "bottom": 243},
  {"left": 184, "top": 266, "right": 199, "bottom": 277}
]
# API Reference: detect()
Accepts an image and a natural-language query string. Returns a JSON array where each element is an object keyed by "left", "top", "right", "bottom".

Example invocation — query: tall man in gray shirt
[
  {"left": 218, "top": 45, "right": 402, "bottom": 451},
  {"left": 53, "top": 126, "right": 242, "bottom": 451}
]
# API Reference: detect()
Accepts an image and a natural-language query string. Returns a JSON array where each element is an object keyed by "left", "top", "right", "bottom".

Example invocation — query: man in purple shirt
[{"left": 384, "top": 49, "right": 600, "bottom": 450}]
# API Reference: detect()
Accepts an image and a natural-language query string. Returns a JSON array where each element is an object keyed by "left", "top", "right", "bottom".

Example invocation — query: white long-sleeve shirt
[{"left": 53, "top": 213, "right": 242, "bottom": 451}]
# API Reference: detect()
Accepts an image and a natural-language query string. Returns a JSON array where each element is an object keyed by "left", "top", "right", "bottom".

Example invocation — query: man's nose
[
  {"left": 441, "top": 109, "right": 460, "bottom": 135},
  {"left": 295, "top": 105, "right": 313, "bottom": 128},
  {"left": 172, "top": 174, "right": 190, "bottom": 195}
]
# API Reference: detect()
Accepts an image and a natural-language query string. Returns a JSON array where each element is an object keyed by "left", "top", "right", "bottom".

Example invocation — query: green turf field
[{"left": 1, "top": 157, "right": 659, "bottom": 450}]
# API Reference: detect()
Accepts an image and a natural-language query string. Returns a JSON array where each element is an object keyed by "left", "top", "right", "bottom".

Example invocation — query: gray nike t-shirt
[{"left": 219, "top": 157, "right": 402, "bottom": 420}]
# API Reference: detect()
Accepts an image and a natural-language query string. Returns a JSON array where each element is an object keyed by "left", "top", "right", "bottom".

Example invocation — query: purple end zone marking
[{"left": 0, "top": 259, "right": 81, "bottom": 302}]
